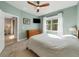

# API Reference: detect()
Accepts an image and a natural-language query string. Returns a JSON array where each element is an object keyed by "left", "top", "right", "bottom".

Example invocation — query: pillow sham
[{"left": 47, "top": 34, "right": 61, "bottom": 39}]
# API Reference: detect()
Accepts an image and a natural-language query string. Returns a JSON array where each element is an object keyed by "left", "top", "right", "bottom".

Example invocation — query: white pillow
[
  {"left": 62, "top": 35, "right": 77, "bottom": 39},
  {"left": 62, "top": 35, "right": 79, "bottom": 46},
  {"left": 47, "top": 34, "right": 61, "bottom": 39}
]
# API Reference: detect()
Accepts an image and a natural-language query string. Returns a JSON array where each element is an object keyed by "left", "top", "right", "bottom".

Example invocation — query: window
[
  {"left": 46, "top": 19, "right": 58, "bottom": 31},
  {"left": 43, "top": 13, "right": 63, "bottom": 34}
]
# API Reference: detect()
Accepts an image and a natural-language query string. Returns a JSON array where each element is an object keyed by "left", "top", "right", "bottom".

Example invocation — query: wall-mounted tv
[{"left": 33, "top": 18, "right": 40, "bottom": 23}]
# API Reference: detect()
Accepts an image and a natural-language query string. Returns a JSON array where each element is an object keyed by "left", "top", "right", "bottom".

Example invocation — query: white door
[{"left": 0, "top": 10, "right": 5, "bottom": 53}]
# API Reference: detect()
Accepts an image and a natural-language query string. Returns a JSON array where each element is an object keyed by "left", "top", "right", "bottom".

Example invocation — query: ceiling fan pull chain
[{"left": 37, "top": 9, "right": 39, "bottom": 12}]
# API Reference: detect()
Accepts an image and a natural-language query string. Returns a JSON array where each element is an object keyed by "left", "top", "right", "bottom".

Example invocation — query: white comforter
[
  {"left": 28, "top": 34, "right": 79, "bottom": 57},
  {"left": 29, "top": 34, "right": 79, "bottom": 49}
]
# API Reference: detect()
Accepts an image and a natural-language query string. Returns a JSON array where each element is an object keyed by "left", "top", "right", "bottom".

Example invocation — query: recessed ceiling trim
[{"left": 6, "top": 1, "right": 78, "bottom": 16}]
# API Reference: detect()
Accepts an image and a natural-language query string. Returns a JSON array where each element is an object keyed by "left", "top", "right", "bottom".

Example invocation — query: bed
[{"left": 27, "top": 33, "right": 79, "bottom": 57}]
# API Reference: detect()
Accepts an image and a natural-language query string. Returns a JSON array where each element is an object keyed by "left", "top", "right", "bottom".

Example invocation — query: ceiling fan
[{"left": 27, "top": 1, "right": 49, "bottom": 12}]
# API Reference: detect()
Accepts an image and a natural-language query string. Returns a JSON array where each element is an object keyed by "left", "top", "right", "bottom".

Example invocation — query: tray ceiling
[{"left": 6, "top": 1, "right": 78, "bottom": 16}]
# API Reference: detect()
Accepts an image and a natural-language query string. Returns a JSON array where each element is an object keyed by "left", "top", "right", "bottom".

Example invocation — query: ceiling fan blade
[
  {"left": 27, "top": 1, "right": 37, "bottom": 7},
  {"left": 39, "top": 3, "right": 49, "bottom": 7}
]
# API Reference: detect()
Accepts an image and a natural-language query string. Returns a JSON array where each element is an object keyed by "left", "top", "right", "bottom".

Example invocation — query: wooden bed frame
[{"left": 26, "top": 29, "right": 41, "bottom": 39}]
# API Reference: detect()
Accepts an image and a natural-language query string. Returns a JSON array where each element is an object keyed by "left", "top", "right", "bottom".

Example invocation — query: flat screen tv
[{"left": 33, "top": 18, "right": 40, "bottom": 23}]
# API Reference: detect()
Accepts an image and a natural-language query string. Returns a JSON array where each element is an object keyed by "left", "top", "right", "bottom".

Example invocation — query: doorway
[{"left": 4, "top": 17, "right": 17, "bottom": 46}]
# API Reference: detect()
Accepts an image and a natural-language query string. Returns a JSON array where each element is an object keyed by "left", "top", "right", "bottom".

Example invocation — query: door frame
[{"left": 3, "top": 12, "right": 20, "bottom": 42}]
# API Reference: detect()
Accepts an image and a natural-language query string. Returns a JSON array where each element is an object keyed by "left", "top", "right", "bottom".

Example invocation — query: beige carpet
[{"left": 0, "top": 40, "right": 38, "bottom": 57}]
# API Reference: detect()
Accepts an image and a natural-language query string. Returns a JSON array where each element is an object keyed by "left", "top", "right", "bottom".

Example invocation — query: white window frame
[
  {"left": 43, "top": 13, "right": 63, "bottom": 36},
  {"left": 46, "top": 18, "right": 58, "bottom": 32},
  {"left": 43, "top": 15, "right": 58, "bottom": 33}
]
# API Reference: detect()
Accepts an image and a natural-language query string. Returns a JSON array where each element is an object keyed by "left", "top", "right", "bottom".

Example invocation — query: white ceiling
[{"left": 6, "top": 1, "right": 78, "bottom": 16}]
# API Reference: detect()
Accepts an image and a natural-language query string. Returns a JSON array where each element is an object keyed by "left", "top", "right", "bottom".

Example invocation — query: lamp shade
[
  {"left": 69, "top": 27, "right": 76, "bottom": 32},
  {"left": 69, "top": 26, "right": 77, "bottom": 36}
]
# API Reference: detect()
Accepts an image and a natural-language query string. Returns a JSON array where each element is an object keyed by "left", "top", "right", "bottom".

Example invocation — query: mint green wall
[
  {"left": 41, "top": 6, "right": 77, "bottom": 35},
  {"left": 63, "top": 6, "right": 77, "bottom": 34},
  {"left": 0, "top": 1, "right": 78, "bottom": 39},
  {"left": 0, "top": 1, "right": 39, "bottom": 39},
  {"left": 77, "top": 3, "right": 79, "bottom": 29}
]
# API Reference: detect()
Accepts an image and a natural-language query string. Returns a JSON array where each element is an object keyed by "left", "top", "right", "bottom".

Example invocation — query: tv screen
[{"left": 33, "top": 18, "right": 40, "bottom": 23}]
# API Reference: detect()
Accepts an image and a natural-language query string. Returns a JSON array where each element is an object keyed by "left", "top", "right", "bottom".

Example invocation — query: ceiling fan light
[
  {"left": 37, "top": 7, "right": 40, "bottom": 9},
  {"left": 27, "top": 1, "right": 49, "bottom": 12},
  {"left": 36, "top": 7, "right": 40, "bottom": 12}
]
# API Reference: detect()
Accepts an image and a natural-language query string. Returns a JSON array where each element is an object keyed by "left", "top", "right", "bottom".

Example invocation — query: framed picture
[{"left": 23, "top": 18, "right": 30, "bottom": 24}]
